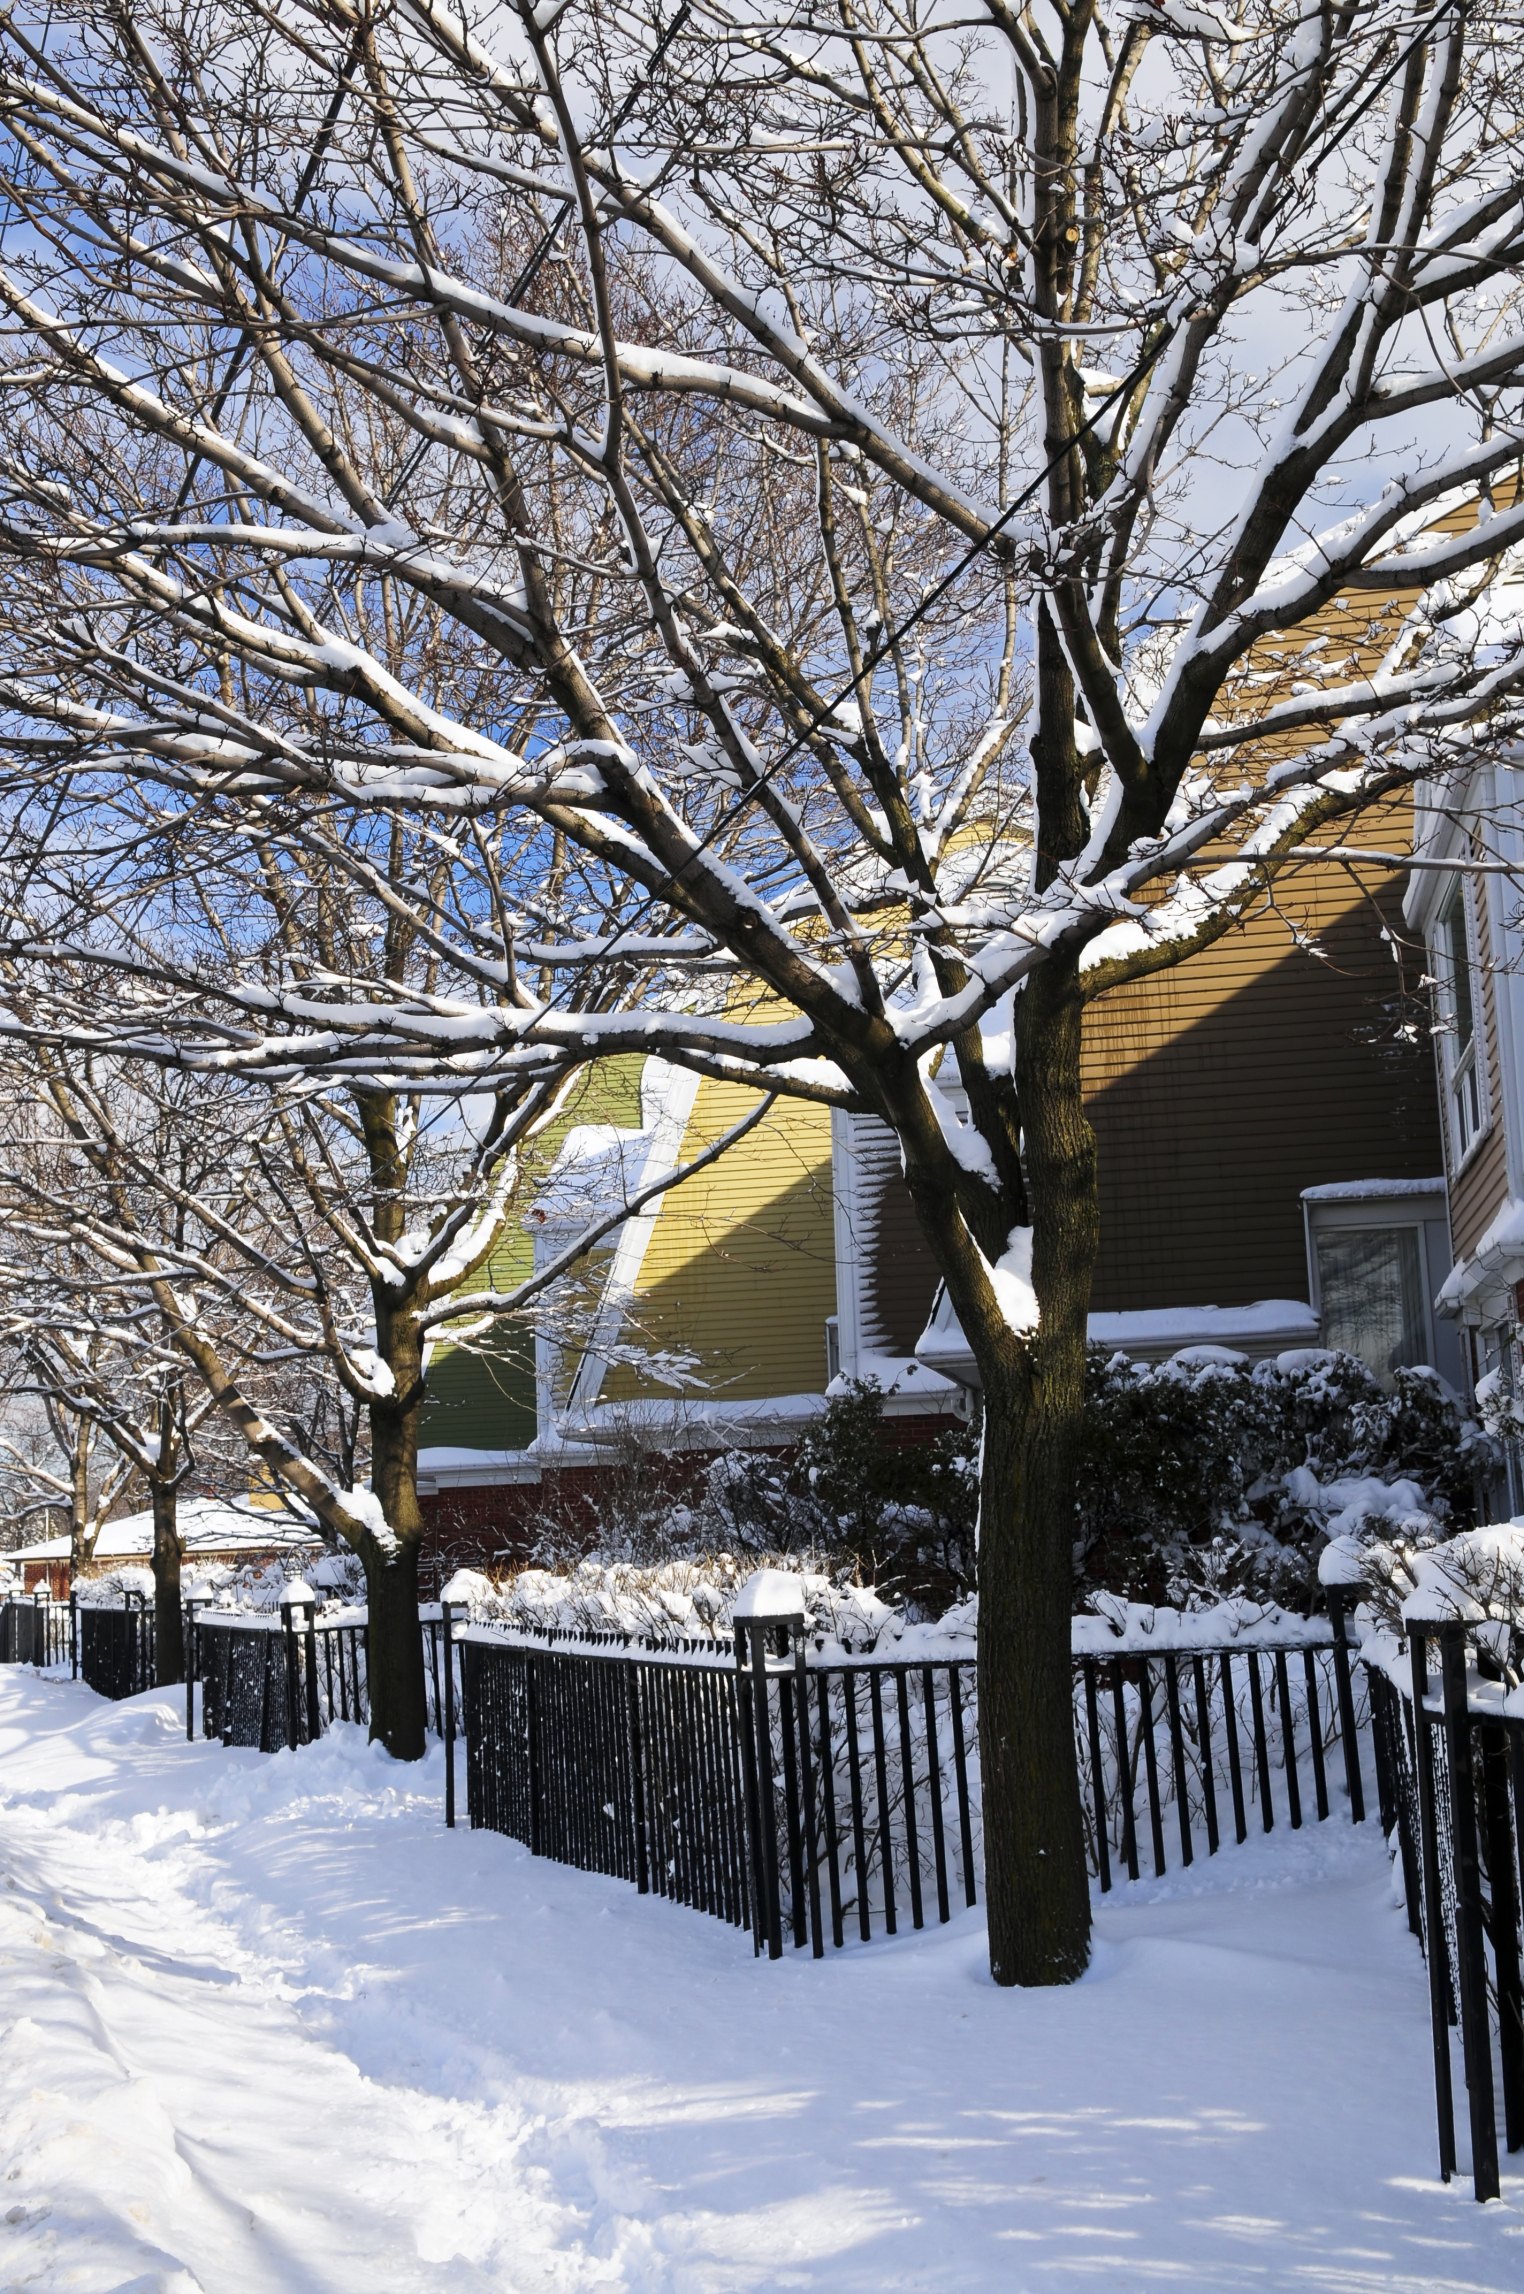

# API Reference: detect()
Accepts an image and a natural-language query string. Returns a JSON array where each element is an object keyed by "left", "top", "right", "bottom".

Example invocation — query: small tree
[
  {"left": 0, "top": 1028, "right": 771, "bottom": 1746},
  {"left": 0, "top": 1313, "right": 223, "bottom": 1679},
  {"left": 0, "top": 1336, "right": 134, "bottom": 1576}
]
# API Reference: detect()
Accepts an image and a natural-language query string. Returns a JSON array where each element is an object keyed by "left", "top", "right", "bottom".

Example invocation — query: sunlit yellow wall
[{"left": 599, "top": 1081, "right": 836, "bottom": 1404}]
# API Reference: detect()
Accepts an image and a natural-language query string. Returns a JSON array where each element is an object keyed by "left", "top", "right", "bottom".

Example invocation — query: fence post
[
  {"left": 441, "top": 1597, "right": 457, "bottom": 1829},
  {"left": 1323, "top": 1581, "right": 1366, "bottom": 1823},
  {"left": 526, "top": 1653, "right": 543, "bottom": 1858},
  {"left": 625, "top": 1660, "right": 649, "bottom": 1891},
  {"left": 279, "top": 1579, "right": 314, "bottom": 1753},
  {"left": 733, "top": 1572, "right": 806, "bottom": 1962},
  {"left": 124, "top": 1587, "right": 148, "bottom": 1696},
  {"left": 1435, "top": 1620, "right": 1501, "bottom": 2203},
  {"left": 1478, "top": 1713, "right": 1524, "bottom": 2155},
  {"left": 1407, "top": 1621, "right": 1458, "bottom": 2184},
  {"left": 183, "top": 1598, "right": 205, "bottom": 1740},
  {"left": 303, "top": 1605, "right": 321, "bottom": 1742},
  {"left": 69, "top": 1585, "right": 78, "bottom": 1679},
  {"left": 793, "top": 1630, "right": 824, "bottom": 1958}
]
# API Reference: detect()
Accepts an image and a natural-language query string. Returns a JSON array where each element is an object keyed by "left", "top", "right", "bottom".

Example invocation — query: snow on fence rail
[
  {"left": 80, "top": 1592, "right": 154, "bottom": 1700},
  {"left": 0, "top": 1588, "right": 154, "bottom": 1696},
  {"left": 188, "top": 1600, "right": 452, "bottom": 1752},
  {"left": 18, "top": 1580, "right": 1372, "bottom": 1967}
]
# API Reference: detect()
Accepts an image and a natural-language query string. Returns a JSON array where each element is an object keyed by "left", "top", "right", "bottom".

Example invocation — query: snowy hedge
[
  {"left": 1073, "top": 1346, "right": 1483, "bottom": 1610},
  {"left": 528, "top": 1352, "right": 1482, "bottom": 1618}
]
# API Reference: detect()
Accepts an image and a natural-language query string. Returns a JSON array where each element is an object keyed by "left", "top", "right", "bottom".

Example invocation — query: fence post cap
[
  {"left": 1399, "top": 1593, "right": 1468, "bottom": 1631},
  {"left": 1317, "top": 1536, "right": 1368, "bottom": 1594},
  {"left": 733, "top": 1568, "right": 807, "bottom": 1622},
  {"left": 279, "top": 1577, "right": 315, "bottom": 1608}
]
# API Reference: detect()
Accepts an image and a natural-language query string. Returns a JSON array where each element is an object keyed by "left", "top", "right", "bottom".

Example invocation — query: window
[
  {"left": 1314, "top": 1225, "right": 1427, "bottom": 1382},
  {"left": 1438, "top": 881, "right": 1485, "bottom": 1159}
]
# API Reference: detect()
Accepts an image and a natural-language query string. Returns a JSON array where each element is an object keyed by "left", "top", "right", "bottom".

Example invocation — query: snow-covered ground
[{"left": 1, "top": 1669, "right": 1519, "bottom": 2292}]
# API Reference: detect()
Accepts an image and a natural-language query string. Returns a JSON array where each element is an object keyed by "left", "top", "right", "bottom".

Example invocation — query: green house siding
[
  {"left": 419, "top": 1058, "right": 646, "bottom": 1452},
  {"left": 421, "top": 1335, "right": 539, "bottom": 1452}
]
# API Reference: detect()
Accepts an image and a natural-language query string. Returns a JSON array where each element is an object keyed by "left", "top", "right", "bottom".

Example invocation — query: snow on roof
[
  {"left": 1438, "top": 1195, "right": 1524, "bottom": 1310},
  {"left": 1089, "top": 1301, "right": 1320, "bottom": 1345},
  {"left": 917, "top": 1293, "right": 1319, "bottom": 1383},
  {"left": 9, "top": 1496, "right": 320, "bottom": 1565},
  {"left": 1300, "top": 1178, "right": 1446, "bottom": 1202}
]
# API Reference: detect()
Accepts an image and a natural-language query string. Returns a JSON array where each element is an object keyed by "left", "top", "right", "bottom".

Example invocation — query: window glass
[
  {"left": 1441, "top": 885, "right": 1475, "bottom": 1051},
  {"left": 1315, "top": 1224, "right": 1427, "bottom": 1382}
]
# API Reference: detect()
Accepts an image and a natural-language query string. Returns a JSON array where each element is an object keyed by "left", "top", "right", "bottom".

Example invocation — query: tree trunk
[
  {"left": 150, "top": 1479, "right": 184, "bottom": 1686},
  {"left": 365, "top": 1307, "right": 428, "bottom": 1759},
  {"left": 69, "top": 1419, "right": 90, "bottom": 1585},
  {"left": 971, "top": 962, "right": 1099, "bottom": 1985},
  {"left": 363, "top": 1537, "right": 427, "bottom": 1759},
  {"left": 976, "top": 1364, "right": 1094, "bottom": 1984}
]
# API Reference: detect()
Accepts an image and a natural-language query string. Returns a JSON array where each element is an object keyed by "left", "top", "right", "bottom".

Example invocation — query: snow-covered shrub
[
  {"left": 75, "top": 1566, "right": 155, "bottom": 1606},
  {"left": 1346, "top": 1520, "right": 1524, "bottom": 1656},
  {"left": 493, "top": 1354, "right": 1476, "bottom": 1630},
  {"left": 1074, "top": 1345, "right": 1484, "bottom": 1610},
  {"left": 449, "top": 1550, "right": 905, "bottom": 1652},
  {"left": 515, "top": 1379, "right": 980, "bottom": 1617},
  {"left": 1474, "top": 1365, "right": 1524, "bottom": 1444}
]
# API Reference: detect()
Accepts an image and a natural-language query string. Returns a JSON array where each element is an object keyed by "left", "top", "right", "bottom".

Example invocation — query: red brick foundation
[{"left": 417, "top": 1412, "right": 965, "bottom": 1587}]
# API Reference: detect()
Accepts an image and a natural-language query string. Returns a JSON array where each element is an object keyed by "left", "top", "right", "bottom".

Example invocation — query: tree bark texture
[
  {"left": 363, "top": 1537, "right": 427, "bottom": 1761},
  {"left": 985, "top": 965, "right": 1097, "bottom": 1983},
  {"left": 909, "top": 961, "right": 1098, "bottom": 1985},
  {"left": 366, "top": 1254, "right": 428, "bottom": 1759},
  {"left": 150, "top": 1479, "right": 184, "bottom": 1687}
]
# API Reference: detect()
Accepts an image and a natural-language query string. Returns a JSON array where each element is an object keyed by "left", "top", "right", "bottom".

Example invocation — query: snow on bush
[
  {"left": 445, "top": 1553, "right": 908, "bottom": 1654},
  {"left": 1343, "top": 1519, "right": 1524, "bottom": 1635},
  {"left": 1074, "top": 1345, "right": 1484, "bottom": 1609},
  {"left": 75, "top": 1567, "right": 155, "bottom": 1606},
  {"left": 513, "top": 1379, "right": 980, "bottom": 1615},
  {"left": 441, "top": 1350, "right": 1480, "bottom": 1649}
]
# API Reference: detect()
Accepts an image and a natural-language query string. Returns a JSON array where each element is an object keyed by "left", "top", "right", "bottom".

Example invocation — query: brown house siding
[
  {"left": 1449, "top": 873, "right": 1511, "bottom": 1262},
  {"left": 1084, "top": 873, "right": 1442, "bottom": 1310},
  {"left": 856, "top": 865, "right": 1444, "bottom": 1341}
]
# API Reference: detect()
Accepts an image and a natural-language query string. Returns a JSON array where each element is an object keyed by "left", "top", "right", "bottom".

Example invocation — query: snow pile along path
[{"left": 0, "top": 1671, "right": 1519, "bottom": 2291}]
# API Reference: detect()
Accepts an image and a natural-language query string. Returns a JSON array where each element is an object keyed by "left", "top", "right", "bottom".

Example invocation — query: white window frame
[
  {"left": 1302, "top": 1183, "right": 1455, "bottom": 1387},
  {"left": 1435, "top": 875, "right": 1488, "bottom": 1166}
]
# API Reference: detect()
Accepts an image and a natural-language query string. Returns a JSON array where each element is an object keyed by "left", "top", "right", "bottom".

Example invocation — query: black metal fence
[
  {"left": 0, "top": 1595, "right": 70, "bottom": 1669},
  {"left": 79, "top": 1595, "right": 155, "bottom": 1699},
  {"left": 1363, "top": 1617, "right": 1524, "bottom": 2203},
  {"left": 1076, "top": 1627, "right": 1366, "bottom": 1890},
  {"left": 457, "top": 1623, "right": 980, "bottom": 1954},
  {"left": 451, "top": 1612, "right": 1367, "bottom": 1961},
  {"left": 190, "top": 1602, "right": 451, "bottom": 1751}
]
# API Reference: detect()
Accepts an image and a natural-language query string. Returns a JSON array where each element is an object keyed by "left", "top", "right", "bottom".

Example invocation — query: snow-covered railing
[
  {"left": 442, "top": 1577, "right": 1371, "bottom": 1959},
  {"left": 1357, "top": 1609, "right": 1524, "bottom": 2204},
  {"left": 78, "top": 1589, "right": 153, "bottom": 1702},
  {"left": 187, "top": 1599, "right": 452, "bottom": 1753}
]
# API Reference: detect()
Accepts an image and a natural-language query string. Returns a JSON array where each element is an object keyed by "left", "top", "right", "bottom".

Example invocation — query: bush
[
  {"left": 503, "top": 1351, "right": 1482, "bottom": 1621},
  {"left": 1074, "top": 1346, "right": 1486, "bottom": 1609}
]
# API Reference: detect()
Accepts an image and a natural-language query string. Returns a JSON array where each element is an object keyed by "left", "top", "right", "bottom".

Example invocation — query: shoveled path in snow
[{"left": 0, "top": 1669, "right": 1520, "bottom": 2292}]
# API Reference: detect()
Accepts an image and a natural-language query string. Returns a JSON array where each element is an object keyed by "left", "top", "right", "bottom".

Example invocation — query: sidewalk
[{"left": 0, "top": 1667, "right": 1519, "bottom": 2291}]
